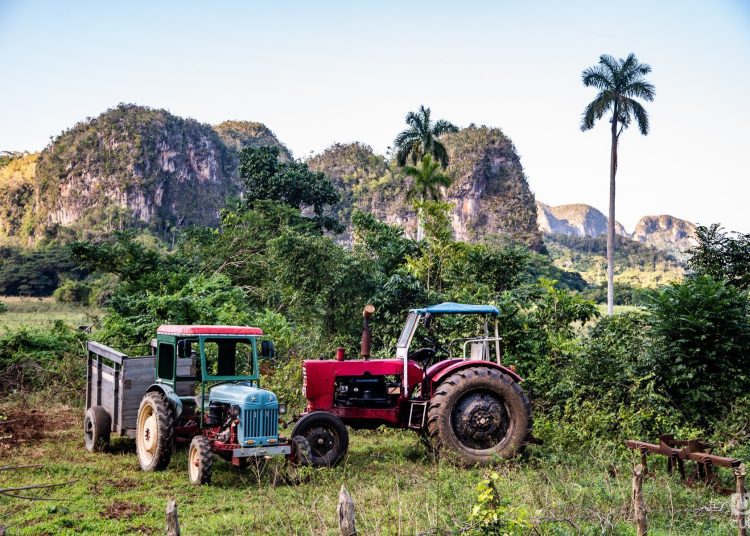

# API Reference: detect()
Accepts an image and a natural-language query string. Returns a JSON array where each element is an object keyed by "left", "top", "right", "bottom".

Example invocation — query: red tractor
[{"left": 292, "top": 303, "right": 532, "bottom": 467}]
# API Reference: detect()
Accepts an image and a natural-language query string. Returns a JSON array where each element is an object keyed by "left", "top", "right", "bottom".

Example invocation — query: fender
[
  {"left": 145, "top": 383, "right": 183, "bottom": 419},
  {"left": 428, "top": 359, "right": 523, "bottom": 395}
]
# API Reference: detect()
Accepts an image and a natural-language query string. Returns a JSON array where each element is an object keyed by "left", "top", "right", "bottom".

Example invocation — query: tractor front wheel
[
  {"left": 136, "top": 391, "right": 175, "bottom": 472},
  {"left": 83, "top": 406, "right": 111, "bottom": 453},
  {"left": 427, "top": 367, "right": 531, "bottom": 466},
  {"left": 188, "top": 436, "right": 213, "bottom": 485},
  {"left": 292, "top": 412, "right": 349, "bottom": 467}
]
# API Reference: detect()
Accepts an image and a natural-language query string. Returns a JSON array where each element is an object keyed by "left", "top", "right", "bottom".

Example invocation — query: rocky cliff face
[
  {"left": 536, "top": 202, "right": 628, "bottom": 238},
  {"left": 441, "top": 126, "right": 543, "bottom": 249},
  {"left": 309, "top": 128, "right": 544, "bottom": 250},
  {"left": 7, "top": 105, "right": 290, "bottom": 241},
  {"left": 632, "top": 215, "right": 697, "bottom": 252}
]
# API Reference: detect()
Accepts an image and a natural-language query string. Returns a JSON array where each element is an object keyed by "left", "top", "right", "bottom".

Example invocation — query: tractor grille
[{"left": 243, "top": 408, "right": 278, "bottom": 439}]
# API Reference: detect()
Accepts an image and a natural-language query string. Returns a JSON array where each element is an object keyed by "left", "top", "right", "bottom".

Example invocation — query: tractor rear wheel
[
  {"left": 292, "top": 412, "right": 349, "bottom": 467},
  {"left": 188, "top": 436, "right": 213, "bottom": 485},
  {"left": 427, "top": 367, "right": 531, "bottom": 466},
  {"left": 83, "top": 406, "right": 111, "bottom": 453},
  {"left": 136, "top": 391, "right": 175, "bottom": 472}
]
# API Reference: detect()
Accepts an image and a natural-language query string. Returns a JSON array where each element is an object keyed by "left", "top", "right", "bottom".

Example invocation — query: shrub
[
  {"left": 646, "top": 275, "right": 750, "bottom": 427},
  {"left": 53, "top": 279, "right": 92, "bottom": 305},
  {"left": 0, "top": 321, "right": 86, "bottom": 400}
]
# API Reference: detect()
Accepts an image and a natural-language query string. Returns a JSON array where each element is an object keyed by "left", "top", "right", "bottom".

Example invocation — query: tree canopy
[{"left": 393, "top": 106, "right": 458, "bottom": 168}]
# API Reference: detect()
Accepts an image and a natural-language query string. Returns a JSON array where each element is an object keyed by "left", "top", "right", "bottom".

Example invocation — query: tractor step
[{"left": 408, "top": 401, "right": 429, "bottom": 429}]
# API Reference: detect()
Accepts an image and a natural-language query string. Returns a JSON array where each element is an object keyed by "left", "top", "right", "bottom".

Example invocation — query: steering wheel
[{"left": 408, "top": 337, "right": 448, "bottom": 366}]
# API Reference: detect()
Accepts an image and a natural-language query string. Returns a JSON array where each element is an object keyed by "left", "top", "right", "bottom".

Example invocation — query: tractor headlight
[
  {"left": 278, "top": 402, "right": 287, "bottom": 415},
  {"left": 230, "top": 405, "right": 241, "bottom": 416}
]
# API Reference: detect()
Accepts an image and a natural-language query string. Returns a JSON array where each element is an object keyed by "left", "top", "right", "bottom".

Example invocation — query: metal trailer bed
[{"left": 85, "top": 341, "right": 195, "bottom": 438}]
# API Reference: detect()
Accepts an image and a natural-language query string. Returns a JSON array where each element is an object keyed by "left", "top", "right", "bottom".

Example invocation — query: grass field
[
  {"left": 0, "top": 297, "right": 102, "bottom": 334},
  {"left": 0, "top": 403, "right": 739, "bottom": 535}
]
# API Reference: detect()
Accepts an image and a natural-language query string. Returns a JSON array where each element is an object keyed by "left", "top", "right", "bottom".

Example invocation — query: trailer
[{"left": 83, "top": 341, "right": 194, "bottom": 448}]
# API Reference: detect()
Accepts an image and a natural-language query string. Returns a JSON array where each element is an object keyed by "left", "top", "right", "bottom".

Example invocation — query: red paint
[
  {"left": 336, "top": 347, "right": 346, "bottom": 361},
  {"left": 303, "top": 359, "right": 424, "bottom": 426},
  {"left": 156, "top": 325, "right": 264, "bottom": 336}
]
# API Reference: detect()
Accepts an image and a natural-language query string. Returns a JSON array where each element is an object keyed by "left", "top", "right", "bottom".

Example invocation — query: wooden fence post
[
  {"left": 632, "top": 463, "right": 647, "bottom": 536},
  {"left": 338, "top": 484, "right": 356, "bottom": 536},
  {"left": 736, "top": 463, "right": 747, "bottom": 536},
  {"left": 166, "top": 499, "right": 180, "bottom": 536}
]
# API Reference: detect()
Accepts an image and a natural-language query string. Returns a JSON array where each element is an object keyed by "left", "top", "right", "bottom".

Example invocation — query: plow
[{"left": 626, "top": 434, "right": 745, "bottom": 496}]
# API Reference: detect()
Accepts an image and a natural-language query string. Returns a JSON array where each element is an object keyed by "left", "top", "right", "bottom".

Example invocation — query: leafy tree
[
  {"left": 688, "top": 224, "right": 750, "bottom": 290},
  {"left": 580, "top": 53, "right": 655, "bottom": 315},
  {"left": 0, "top": 245, "right": 86, "bottom": 296},
  {"left": 238, "top": 146, "right": 341, "bottom": 231},
  {"left": 647, "top": 275, "right": 750, "bottom": 426},
  {"left": 403, "top": 155, "right": 453, "bottom": 240},
  {"left": 393, "top": 105, "right": 458, "bottom": 168},
  {"left": 352, "top": 210, "right": 420, "bottom": 275}
]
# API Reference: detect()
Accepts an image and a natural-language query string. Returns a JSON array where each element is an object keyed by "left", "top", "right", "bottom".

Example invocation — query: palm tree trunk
[
  {"left": 607, "top": 112, "right": 618, "bottom": 315},
  {"left": 416, "top": 197, "right": 424, "bottom": 241}
]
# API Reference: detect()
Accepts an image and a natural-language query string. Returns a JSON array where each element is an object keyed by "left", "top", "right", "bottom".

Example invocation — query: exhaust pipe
[{"left": 360, "top": 304, "right": 375, "bottom": 359}]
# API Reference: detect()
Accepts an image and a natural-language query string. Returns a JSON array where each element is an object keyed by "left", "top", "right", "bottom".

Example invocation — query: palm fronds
[{"left": 393, "top": 106, "right": 458, "bottom": 169}]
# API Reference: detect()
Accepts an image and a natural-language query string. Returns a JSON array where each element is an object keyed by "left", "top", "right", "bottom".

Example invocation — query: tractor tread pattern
[
  {"left": 138, "top": 391, "right": 175, "bottom": 472},
  {"left": 189, "top": 436, "right": 213, "bottom": 485},
  {"left": 426, "top": 366, "right": 532, "bottom": 466}
]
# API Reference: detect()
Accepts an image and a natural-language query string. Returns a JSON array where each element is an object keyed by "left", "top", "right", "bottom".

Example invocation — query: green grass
[
  {"left": 0, "top": 404, "right": 738, "bottom": 535},
  {"left": 0, "top": 297, "right": 102, "bottom": 333}
]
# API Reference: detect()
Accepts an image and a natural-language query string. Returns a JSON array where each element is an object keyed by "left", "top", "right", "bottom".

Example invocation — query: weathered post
[
  {"left": 632, "top": 464, "right": 647, "bottom": 536},
  {"left": 166, "top": 499, "right": 180, "bottom": 536},
  {"left": 735, "top": 463, "right": 747, "bottom": 536},
  {"left": 338, "top": 484, "right": 356, "bottom": 536}
]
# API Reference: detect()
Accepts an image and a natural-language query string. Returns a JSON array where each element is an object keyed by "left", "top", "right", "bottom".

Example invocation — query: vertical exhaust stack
[{"left": 360, "top": 304, "right": 376, "bottom": 359}]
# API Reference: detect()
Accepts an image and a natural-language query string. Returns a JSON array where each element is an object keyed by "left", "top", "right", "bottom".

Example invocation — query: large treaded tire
[
  {"left": 188, "top": 436, "right": 213, "bottom": 485},
  {"left": 292, "top": 412, "right": 349, "bottom": 467},
  {"left": 83, "top": 406, "right": 111, "bottom": 453},
  {"left": 136, "top": 391, "right": 175, "bottom": 472},
  {"left": 427, "top": 367, "right": 531, "bottom": 467}
]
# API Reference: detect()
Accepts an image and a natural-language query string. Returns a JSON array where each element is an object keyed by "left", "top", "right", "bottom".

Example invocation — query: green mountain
[
  {"left": 308, "top": 126, "right": 544, "bottom": 250},
  {"left": 0, "top": 104, "right": 291, "bottom": 243}
]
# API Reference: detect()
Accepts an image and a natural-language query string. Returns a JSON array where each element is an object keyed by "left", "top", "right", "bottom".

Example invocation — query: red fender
[{"left": 426, "top": 359, "right": 523, "bottom": 396}]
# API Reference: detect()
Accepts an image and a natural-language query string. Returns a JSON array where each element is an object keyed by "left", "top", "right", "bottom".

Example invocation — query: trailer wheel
[
  {"left": 136, "top": 391, "right": 175, "bottom": 471},
  {"left": 188, "top": 436, "right": 213, "bottom": 485},
  {"left": 83, "top": 406, "right": 111, "bottom": 453},
  {"left": 427, "top": 367, "right": 531, "bottom": 466},
  {"left": 292, "top": 412, "right": 349, "bottom": 467}
]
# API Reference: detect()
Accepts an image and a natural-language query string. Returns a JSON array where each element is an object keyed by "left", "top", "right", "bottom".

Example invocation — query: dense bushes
[
  {"left": 0, "top": 245, "right": 85, "bottom": 296},
  {"left": 648, "top": 275, "right": 750, "bottom": 426},
  {"left": 0, "top": 321, "right": 86, "bottom": 401}
]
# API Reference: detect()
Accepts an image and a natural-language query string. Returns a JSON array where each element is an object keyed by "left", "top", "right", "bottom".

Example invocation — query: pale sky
[{"left": 1, "top": 0, "right": 749, "bottom": 233}]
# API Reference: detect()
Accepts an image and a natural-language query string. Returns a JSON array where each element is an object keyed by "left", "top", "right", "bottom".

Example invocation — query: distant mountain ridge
[
  {"left": 536, "top": 201, "right": 696, "bottom": 254},
  {"left": 0, "top": 104, "right": 696, "bottom": 260}
]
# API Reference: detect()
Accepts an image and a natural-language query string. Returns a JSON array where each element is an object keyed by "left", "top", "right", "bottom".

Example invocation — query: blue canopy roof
[{"left": 411, "top": 302, "right": 500, "bottom": 316}]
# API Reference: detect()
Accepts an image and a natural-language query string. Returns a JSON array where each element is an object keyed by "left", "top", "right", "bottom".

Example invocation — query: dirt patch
[
  {"left": 89, "top": 477, "right": 138, "bottom": 494},
  {"left": 0, "top": 410, "right": 46, "bottom": 450},
  {"left": 102, "top": 500, "right": 149, "bottom": 520}
]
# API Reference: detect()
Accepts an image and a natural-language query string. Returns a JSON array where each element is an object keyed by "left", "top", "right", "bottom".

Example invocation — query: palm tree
[
  {"left": 404, "top": 154, "right": 453, "bottom": 240},
  {"left": 580, "top": 53, "right": 655, "bottom": 315},
  {"left": 393, "top": 105, "right": 458, "bottom": 169}
]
